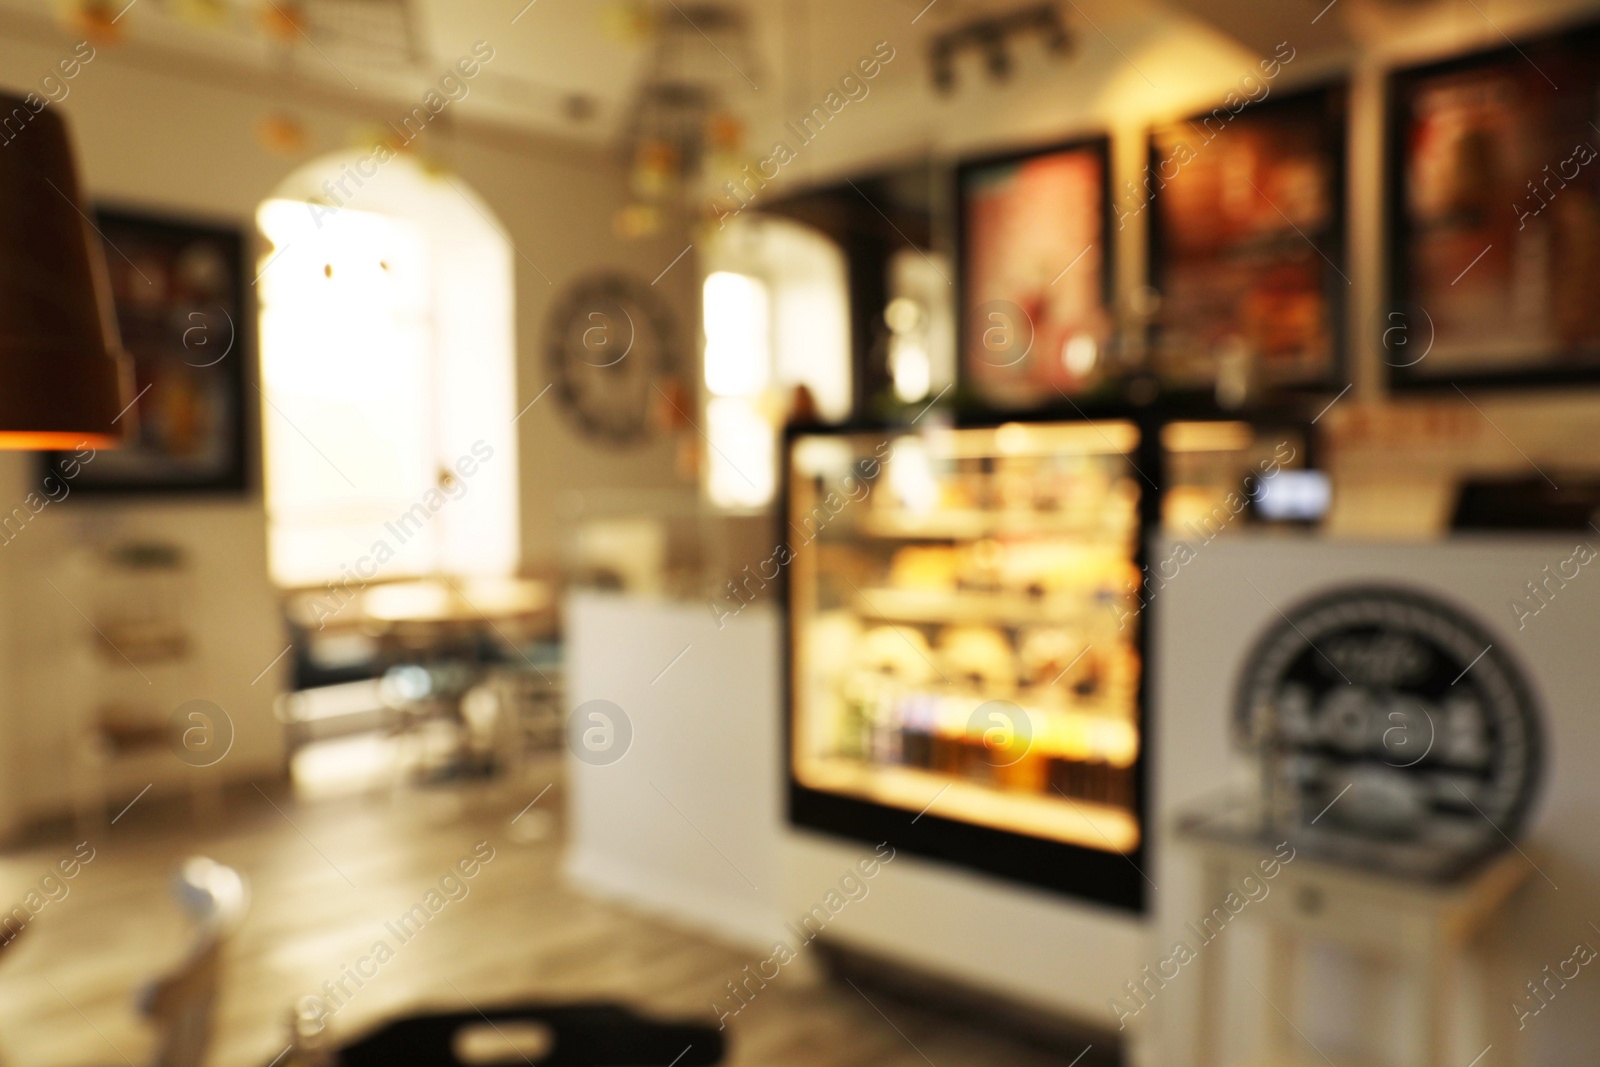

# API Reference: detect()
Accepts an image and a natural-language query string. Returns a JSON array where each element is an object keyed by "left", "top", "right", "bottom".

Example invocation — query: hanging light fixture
[
  {"left": 925, "top": 3, "right": 1074, "bottom": 96},
  {"left": 0, "top": 91, "right": 130, "bottom": 449}
]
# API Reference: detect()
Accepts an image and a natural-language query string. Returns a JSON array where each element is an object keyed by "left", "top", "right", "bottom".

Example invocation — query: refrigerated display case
[{"left": 783, "top": 419, "right": 1154, "bottom": 911}]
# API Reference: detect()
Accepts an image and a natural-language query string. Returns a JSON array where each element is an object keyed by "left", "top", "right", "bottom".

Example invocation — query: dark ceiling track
[{"left": 927, "top": 3, "right": 1073, "bottom": 94}]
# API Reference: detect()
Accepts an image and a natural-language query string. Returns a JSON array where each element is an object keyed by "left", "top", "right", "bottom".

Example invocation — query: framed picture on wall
[
  {"left": 43, "top": 209, "right": 249, "bottom": 493},
  {"left": 1147, "top": 83, "right": 1348, "bottom": 394},
  {"left": 957, "top": 136, "right": 1113, "bottom": 412},
  {"left": 1388, "top": 21, "right": 1600, "bottom": 388}
]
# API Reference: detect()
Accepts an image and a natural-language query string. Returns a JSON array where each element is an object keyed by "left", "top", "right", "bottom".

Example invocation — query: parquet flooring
[{"left": 0, "top": 772, "right": 1094, "bottom": 1067}]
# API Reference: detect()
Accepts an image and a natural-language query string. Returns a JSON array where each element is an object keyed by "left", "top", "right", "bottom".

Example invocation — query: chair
[
  {"left": 0, "top": 920, "right": 26, "bottom": 1065},
  {"left": 136, "top": 858, "right": 249, "bottom": 1067},
  {"left": 459, "top": 660, "right": 565, "bottom": 782}
]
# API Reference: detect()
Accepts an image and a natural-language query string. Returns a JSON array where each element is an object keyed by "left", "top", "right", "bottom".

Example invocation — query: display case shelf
[
  {"left": 850, "top": 509, "right": 1135, "bottom": 542},
  {"left": 848, "top": 586, "right": 1115, "bottom": 628},
  {"left": 800, "top": 758, "right": 1139, "bottom": 852}
]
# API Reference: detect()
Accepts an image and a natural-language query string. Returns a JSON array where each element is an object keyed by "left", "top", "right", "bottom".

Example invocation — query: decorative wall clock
[
  {"left": 1235, "top": 585, "right": 1541, "bottom": 863},
  {"left": 544, "top": 273, "right": 675, "bottom": 446}
]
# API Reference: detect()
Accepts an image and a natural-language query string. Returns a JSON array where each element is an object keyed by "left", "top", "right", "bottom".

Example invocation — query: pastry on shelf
[
  {"left": 857, "top": 624, "right": 938, "bottom": 684},
  {"left": 1018, "top": 626, "right": 1094, "bottom": 690},
  {"left": 937, "top": 624, "right": 1017, "bottom": 692},
  {"left": 808, "top": 610, "right": 863, "bottom": 668},
  {"left": 1060, "top": 466, "right": 1116, "bottom": 517},
  {"left": 955, "top": 539, "right": 1005, "bottom": 593},
  {"left": 887, "top": 546, "right": 961, "bottom": 591},
  {"left": 995, "top": 467, "right": 1036, "bottom": 511},
  {"left": 998, "top": 544, "right": 1137, "bottom": 602},
  {"left": 1102, "top": 644, "right": 1142, "bottom": 713}
]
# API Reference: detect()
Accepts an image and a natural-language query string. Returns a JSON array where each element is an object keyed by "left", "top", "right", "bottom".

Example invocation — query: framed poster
[
  {"left": 43, "top": 209, "right": 249, "bottom": 493},
  {"left": 957, "top": 136, "right": 1113, "bottom": 412},
  {"left": 1389, "top": 21, "right": 1600, "bottom": 388},
  {"left": 1148, "top": 83, "right": 1347, "bottom": 393}
]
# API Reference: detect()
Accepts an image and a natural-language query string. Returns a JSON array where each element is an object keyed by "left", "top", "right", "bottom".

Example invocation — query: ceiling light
[{"left": 0, "top": 93, "right": 129, "bottom": 449}]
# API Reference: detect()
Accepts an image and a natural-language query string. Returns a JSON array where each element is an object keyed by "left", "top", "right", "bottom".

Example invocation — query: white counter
[{"left": 563, "top": 591, "right": 785, "bottom": 948}]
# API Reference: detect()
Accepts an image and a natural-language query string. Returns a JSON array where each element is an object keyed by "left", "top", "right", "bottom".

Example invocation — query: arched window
[
  {"left": 256, "top": 153, "right": 519, "bottom": 588},
  {"left": 700, "top": 215, "right": 852, "bottom": 510}
]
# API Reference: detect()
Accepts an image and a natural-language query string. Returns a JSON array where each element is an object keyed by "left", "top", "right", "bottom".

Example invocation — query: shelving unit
[
  {"left": 67, "top": 543, "right": 221, "bottom": 831},
  {"left": 786, "top": 421, "right": 1153, "bottom": 909}
]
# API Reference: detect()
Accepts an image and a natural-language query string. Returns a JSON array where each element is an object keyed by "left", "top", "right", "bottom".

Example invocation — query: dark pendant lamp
[{"left": 0, "top": 90, "right": 130, "bottom": 449}]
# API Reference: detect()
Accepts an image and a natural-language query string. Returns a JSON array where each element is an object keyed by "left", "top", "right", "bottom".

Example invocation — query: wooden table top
[{"left": 357, "top": 577, "right": 552, "bottom": 626}]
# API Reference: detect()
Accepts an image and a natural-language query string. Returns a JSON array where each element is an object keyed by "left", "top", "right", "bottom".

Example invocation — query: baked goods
[
  {"left": 937, "top": 625, "right": 1017, "bottom": 692},
  {"left": 1018, "top": 626, "right": 1095, "bottom": 691},
  {"left": 857, "top": 624, "right": 937, "bottom": 684},
  {"left": 887, "top": 546, "right": 961, "bottom": 591}
]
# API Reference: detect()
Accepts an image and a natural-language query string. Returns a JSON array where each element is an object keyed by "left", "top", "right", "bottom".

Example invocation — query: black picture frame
[
  {"left": 42, "top": 208, "right": 251, "bottom": 495},
  {"left": 1147, "top": 82, "right": 1349, "bottom": 396},
  {"left": 1387, "top": 19, "right": 1600, "bottom": 390},
  {"left": 779, "top": 410, "right": 1163, "bottom": 913},
  {"left": 955, "top": 134, "right": 1116, "bottom": 416}
]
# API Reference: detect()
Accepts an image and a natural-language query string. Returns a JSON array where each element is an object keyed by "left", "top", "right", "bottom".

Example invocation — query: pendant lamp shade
[{"left": 0, "top": 91, "right": 130, "bottom": 449}]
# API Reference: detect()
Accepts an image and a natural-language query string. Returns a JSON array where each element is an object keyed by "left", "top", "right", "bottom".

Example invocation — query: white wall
[{"left": 0, "top": 19, "right": 696, "bottom": 828}]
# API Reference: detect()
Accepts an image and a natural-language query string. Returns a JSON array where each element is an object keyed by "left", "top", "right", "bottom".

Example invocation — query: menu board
[
  {"left": 1149, "top": 85, "right": 1346, "bottom": 391},
  {"left": 1390, "top": 22, "right": 1600, "bottom": 385},
  {"left": 959, "top": 140, "right": 1113, "bottom": 411}
]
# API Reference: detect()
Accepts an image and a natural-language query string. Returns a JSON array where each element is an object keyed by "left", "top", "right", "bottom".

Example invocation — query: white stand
[{"left": 1184, "top": 835, "right": 1530, "bottom": 1067}]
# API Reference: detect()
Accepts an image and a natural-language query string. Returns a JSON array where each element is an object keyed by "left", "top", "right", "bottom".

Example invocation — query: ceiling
[
  {"left": 9, "top": 0, "right": 1559, "bottom": 138},
  {"left": 6, "top": 0, "right": 1526, "bottom": 179},
  {"left": 0, "top": 0, "right": 1169, "bottom": 145}
]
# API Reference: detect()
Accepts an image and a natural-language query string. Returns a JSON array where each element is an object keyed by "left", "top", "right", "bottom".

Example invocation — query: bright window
[
  {"left": 257, "top": 154, "right": 518, "bottom": 588},
  {"left": 700, "top": 216, "right": 850, "bottom": 510},
  {"left": 703, "top": 271, "right": 772, "bottom": 398}
]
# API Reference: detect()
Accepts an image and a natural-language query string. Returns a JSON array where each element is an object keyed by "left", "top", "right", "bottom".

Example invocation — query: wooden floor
[{"left": 0, "top": 770, "right": 1106, "bottom": 1067}]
